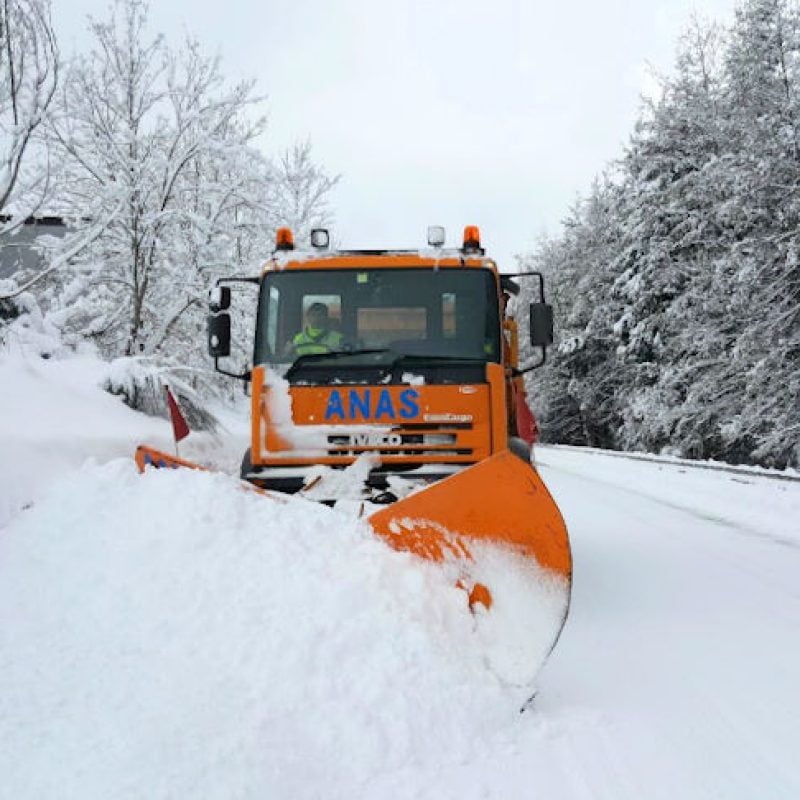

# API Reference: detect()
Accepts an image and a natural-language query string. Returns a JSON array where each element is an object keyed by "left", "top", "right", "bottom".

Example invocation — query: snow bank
[
  {"left": 4, "top": 344, "right": 800, "bottom": 798},
  {"left": 0, "top": 462, "right": 528, "bottom": 799},
  {"left": 0, "top": 349, "right": 568, "bottom": 798},
  {"left": 0, "top": 351, "right": 246, "bottom": 527}
]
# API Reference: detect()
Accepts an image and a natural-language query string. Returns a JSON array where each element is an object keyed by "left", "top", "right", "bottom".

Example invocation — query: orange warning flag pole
[{"left": 164, "top": 384, "right": 190, "bottom": 456}]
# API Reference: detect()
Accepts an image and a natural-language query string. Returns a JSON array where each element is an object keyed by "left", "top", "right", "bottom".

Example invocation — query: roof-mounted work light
[
  {"left": 275, "top": 227, "right": 294, "bottom": 251},
  {"left": 462, "top": 225, "right": 482, "bottom": 253},
  {"left": 310, "top": 228, "right": 330, "bottom": 249},
  {"left": 427, "top": 225, "right": 446, "bottom": 247}
]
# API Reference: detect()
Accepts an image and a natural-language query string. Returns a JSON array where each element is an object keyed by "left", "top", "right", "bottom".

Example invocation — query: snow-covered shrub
[
  {"left": 102, "top": 356, "right": 219, "bottom": 432},
  {"left": 0, "top": 287, "right": 71, "bottom": 359}
]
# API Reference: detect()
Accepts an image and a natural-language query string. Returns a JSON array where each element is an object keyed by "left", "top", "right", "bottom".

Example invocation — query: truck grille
[{"left": 325, "top": 422, "right": 474, "bottom": 458}]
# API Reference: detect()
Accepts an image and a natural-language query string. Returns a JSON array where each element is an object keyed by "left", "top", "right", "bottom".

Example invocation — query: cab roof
[{"left": 262, "top": 249, "right": 498, "bottom": 274}]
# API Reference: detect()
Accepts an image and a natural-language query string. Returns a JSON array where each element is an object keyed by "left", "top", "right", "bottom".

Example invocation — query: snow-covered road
[
  {"left": 1, "top": 353, "right": 798, "bottom": 799},
  {"left": 532, "top": 448, "right": 800, "bottom": 799},
  {"left": 377, "top": 447, "right": 800, "bottom": 799}
]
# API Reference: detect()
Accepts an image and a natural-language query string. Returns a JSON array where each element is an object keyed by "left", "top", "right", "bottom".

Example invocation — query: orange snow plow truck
[{"left": 136, "top": 225, "right": 571, "bottom": 673}]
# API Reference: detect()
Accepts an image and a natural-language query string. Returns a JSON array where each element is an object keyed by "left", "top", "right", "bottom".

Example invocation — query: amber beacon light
[
  {"left": 275, "top": 227, "right": 295, "bottom": 251},
  {"left": 462, "top": 225, "right": 481, "bottom": 251}
]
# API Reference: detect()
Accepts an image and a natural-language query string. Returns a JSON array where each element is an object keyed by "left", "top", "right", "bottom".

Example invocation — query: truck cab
[{"left": 209, "top": 226, "right": 552, "bottom": 497}]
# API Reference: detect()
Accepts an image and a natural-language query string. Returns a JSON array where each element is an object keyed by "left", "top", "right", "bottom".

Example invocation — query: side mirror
[
  {"left": 208, "top": 313, "right": 231, "bottom": 358},
  {"left": 529, "top": 303, "right": 554, "bottom": 347},
  {"left": 209, "top": 286, "right": 231, "bottom": 313}
]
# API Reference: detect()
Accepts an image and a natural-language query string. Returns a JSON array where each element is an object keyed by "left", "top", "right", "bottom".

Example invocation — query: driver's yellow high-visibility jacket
[{"left": 291, "top": 327, "right": 343, "bottom": 356}]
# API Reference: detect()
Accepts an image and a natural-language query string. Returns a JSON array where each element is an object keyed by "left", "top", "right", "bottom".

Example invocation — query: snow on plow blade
[{"left": 368, "top": 450, "right": 572, "bottom": 680}]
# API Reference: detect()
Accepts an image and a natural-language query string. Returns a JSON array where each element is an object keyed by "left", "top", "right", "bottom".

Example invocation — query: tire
[
  {"left": 508, "top": 436, "right": 532, "bottom": 463},
  {"left": 240, "top": 447, "right": 252, "bottom": 480}
]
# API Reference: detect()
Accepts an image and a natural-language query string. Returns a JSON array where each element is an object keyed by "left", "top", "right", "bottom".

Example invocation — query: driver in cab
[{"left": 287, "top": 302, "right": 343, "bottom": 357}]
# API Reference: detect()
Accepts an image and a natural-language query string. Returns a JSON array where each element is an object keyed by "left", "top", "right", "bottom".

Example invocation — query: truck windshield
[{"left": 254, "top": 267, "right": 501, "bottom": 367}]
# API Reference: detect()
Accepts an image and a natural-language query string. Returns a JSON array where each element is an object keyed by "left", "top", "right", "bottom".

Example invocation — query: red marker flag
[
  {"left": 515, "top": 389, "right": 539, "bottom": 446},
  {"left": 164, "top": 385, "right": 190, "bottom": 445}
]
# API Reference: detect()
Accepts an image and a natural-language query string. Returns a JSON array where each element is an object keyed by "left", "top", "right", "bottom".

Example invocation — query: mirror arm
[
  {"left": 214, "top": 358, "right": 251, "bottom": 382},
  {"left": 511, "top": 347, "right": 547, "bottom": 376},
  {"left": 217, "top": 276, "right": 260, "bottom": 286},
  {"left": 503, "top": 270, "right": 546, "bottom": 303}
]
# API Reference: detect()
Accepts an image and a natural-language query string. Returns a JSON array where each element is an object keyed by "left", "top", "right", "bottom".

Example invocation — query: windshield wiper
[
  {"left": 285, "top": 349, "right": 488, "bottom": 379},
  {"left": 391, "top": 353, "right": 486, "bottom": 364},
  {"left": 285, "top": 349, "right": 396, "bottom": 378}
]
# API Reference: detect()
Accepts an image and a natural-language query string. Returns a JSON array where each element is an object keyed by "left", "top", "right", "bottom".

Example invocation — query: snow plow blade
[
  {"left": 134, "top": 445, "right": 210, "bottom": 474},
  {"left": 135, "top": 444, "right": 571, "bottom": 679},
  {"left": 369, "top": 451, "right": 570, "bottom": 577},
  {"left": 369, "top": 450, "right": 572, "bottom": 674},
  {"left": 134, "top": 445, "right": 277, "bottom": 500}
]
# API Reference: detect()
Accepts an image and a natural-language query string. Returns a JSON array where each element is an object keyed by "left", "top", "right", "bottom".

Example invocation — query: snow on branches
[
  {"left": 0, "top": 0, "right": 58, "bottom": 229},
  {"left": 521, "top": 0, "right": 800, "bottom": 469},
  {"left": 13, "top": 0, "right": 337, "bottom": 373},
  {"left": 44, "top": 0, "right": 260, "bottom": 358}
]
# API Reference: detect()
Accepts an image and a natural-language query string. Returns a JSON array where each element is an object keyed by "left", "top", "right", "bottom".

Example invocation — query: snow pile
[
  {"left": 0, "top": 352, "right": 244, "bottom": 528},
  {"left": 4, "top": 344, "right": 800, "bottom": 798},
  {"left": 0, "top": 463, "right": 527, "bottom": 799},
  {"left": 0, "top": 352, "right": 162, "bottom": 527},
  {"left": 300, "top": 452, "right": 380, "bottom": 500},
  {"left": 0, "top": 348, "right": 569, "bottom": 798}
]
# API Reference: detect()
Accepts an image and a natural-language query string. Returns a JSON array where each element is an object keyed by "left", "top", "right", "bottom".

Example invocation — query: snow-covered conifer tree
[{"left": 521, "top": 2, "right": 799, "bottom": 468}]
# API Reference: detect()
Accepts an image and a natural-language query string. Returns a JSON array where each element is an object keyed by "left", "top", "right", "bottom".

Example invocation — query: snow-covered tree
[
  {"left": 0, "top": 0, "right": 58, "bottom": 231},
  {"left": 43, "top": 0, "right": 262, "bottom": 357},
  {"left": 43, "top": 0, "right": 337, "bottom": 365},
  {"left": 522, "top": 1, "right": 800, "bottom": 468},
  {"left": 269, "top": 141, "right": 337, "bottom": 240},
  {"left": 717, "top": 0, "right": 800, "bottom": 465},
  {"left": 520, "top": 179, "right": 628, "bottom": 448}
]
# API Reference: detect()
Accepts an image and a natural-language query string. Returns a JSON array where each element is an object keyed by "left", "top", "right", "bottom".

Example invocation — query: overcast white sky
[{"left": 53, "top": 0, "right": 740, "bottom": 267}]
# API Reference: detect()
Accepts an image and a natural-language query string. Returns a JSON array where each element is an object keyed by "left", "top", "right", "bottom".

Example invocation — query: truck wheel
[
  {"left": 240, "top": 447, "right": 252, "bottom": 480},
  {"left": 508, "top": 436, "right": 531, "bottom": 463}
]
